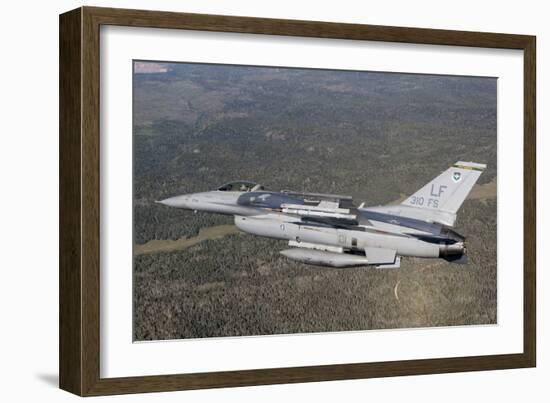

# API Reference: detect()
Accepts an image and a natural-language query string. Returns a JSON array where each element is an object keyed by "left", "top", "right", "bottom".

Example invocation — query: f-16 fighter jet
[{"left": 158, "top": 161, "right": 486, "bottom": 269}]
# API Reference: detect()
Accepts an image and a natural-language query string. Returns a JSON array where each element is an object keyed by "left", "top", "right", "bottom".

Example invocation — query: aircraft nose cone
[{"left": 156, "top": 195, "right": 191, "bottom": 209}]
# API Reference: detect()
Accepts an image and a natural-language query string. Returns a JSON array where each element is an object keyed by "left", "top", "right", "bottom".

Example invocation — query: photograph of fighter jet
[
  {"left": 133, "top": 60, "right": 497, "bottom": 341},
  {"left": 158, "top": 161, "right": 485, "bottom": 269}
]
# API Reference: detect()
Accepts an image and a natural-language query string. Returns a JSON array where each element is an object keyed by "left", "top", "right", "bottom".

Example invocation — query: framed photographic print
[{"left": 59, "top": 6, "right": 536, "bottom": 396}]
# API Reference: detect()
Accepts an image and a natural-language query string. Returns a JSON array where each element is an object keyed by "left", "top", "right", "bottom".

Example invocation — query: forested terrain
[{"left": 133, "top": 61, "right": 497, "bottom": 340}]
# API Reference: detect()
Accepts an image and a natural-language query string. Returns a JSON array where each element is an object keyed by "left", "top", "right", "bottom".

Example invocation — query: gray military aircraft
[{"left": 158, "top": 161, "right": 486, "bottom": 268}]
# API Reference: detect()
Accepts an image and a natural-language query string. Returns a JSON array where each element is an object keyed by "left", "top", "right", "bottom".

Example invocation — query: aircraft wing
[
  {"left": 281, "top": 201, "right": 356, "bottom": 222},
  {"left": 280, "top": 194, "right": 374, "bottom": 230},
  {"left": 281, "top": 190, "right": 354, "bottom": 208}
]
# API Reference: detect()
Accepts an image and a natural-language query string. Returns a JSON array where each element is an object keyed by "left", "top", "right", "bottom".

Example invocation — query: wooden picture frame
[{"left": 59, "top": 6, "right": 536, "bottom": 396}]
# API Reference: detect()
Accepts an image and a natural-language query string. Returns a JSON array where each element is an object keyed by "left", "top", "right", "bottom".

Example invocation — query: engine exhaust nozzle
[{"left": 439, "top": 241, "right": 465, "bottom": 257}]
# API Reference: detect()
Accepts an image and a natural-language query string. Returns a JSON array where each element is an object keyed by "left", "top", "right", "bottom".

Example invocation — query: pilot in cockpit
[{"left": 218, "top": 181, "right": 263, "bottom": 192}]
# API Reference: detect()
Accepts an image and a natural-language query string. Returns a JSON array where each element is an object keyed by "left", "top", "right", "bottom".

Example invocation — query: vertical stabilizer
[{"left": 401, "top": 161, "right": 487, "bottom": 216}]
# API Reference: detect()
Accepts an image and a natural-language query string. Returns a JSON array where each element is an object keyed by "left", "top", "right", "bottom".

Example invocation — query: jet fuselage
[{"left": 157, "top": 163, "right": 483, "bottom": 269}]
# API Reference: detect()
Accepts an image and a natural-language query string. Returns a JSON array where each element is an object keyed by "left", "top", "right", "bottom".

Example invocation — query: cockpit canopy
[{"left": 217, "top": 181, "right": 264, "bottom": 192}]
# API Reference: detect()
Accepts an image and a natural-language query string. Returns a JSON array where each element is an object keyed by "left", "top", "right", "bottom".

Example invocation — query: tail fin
[{"left": 401, "top": 161, "right": 486, "bottom": 224}]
